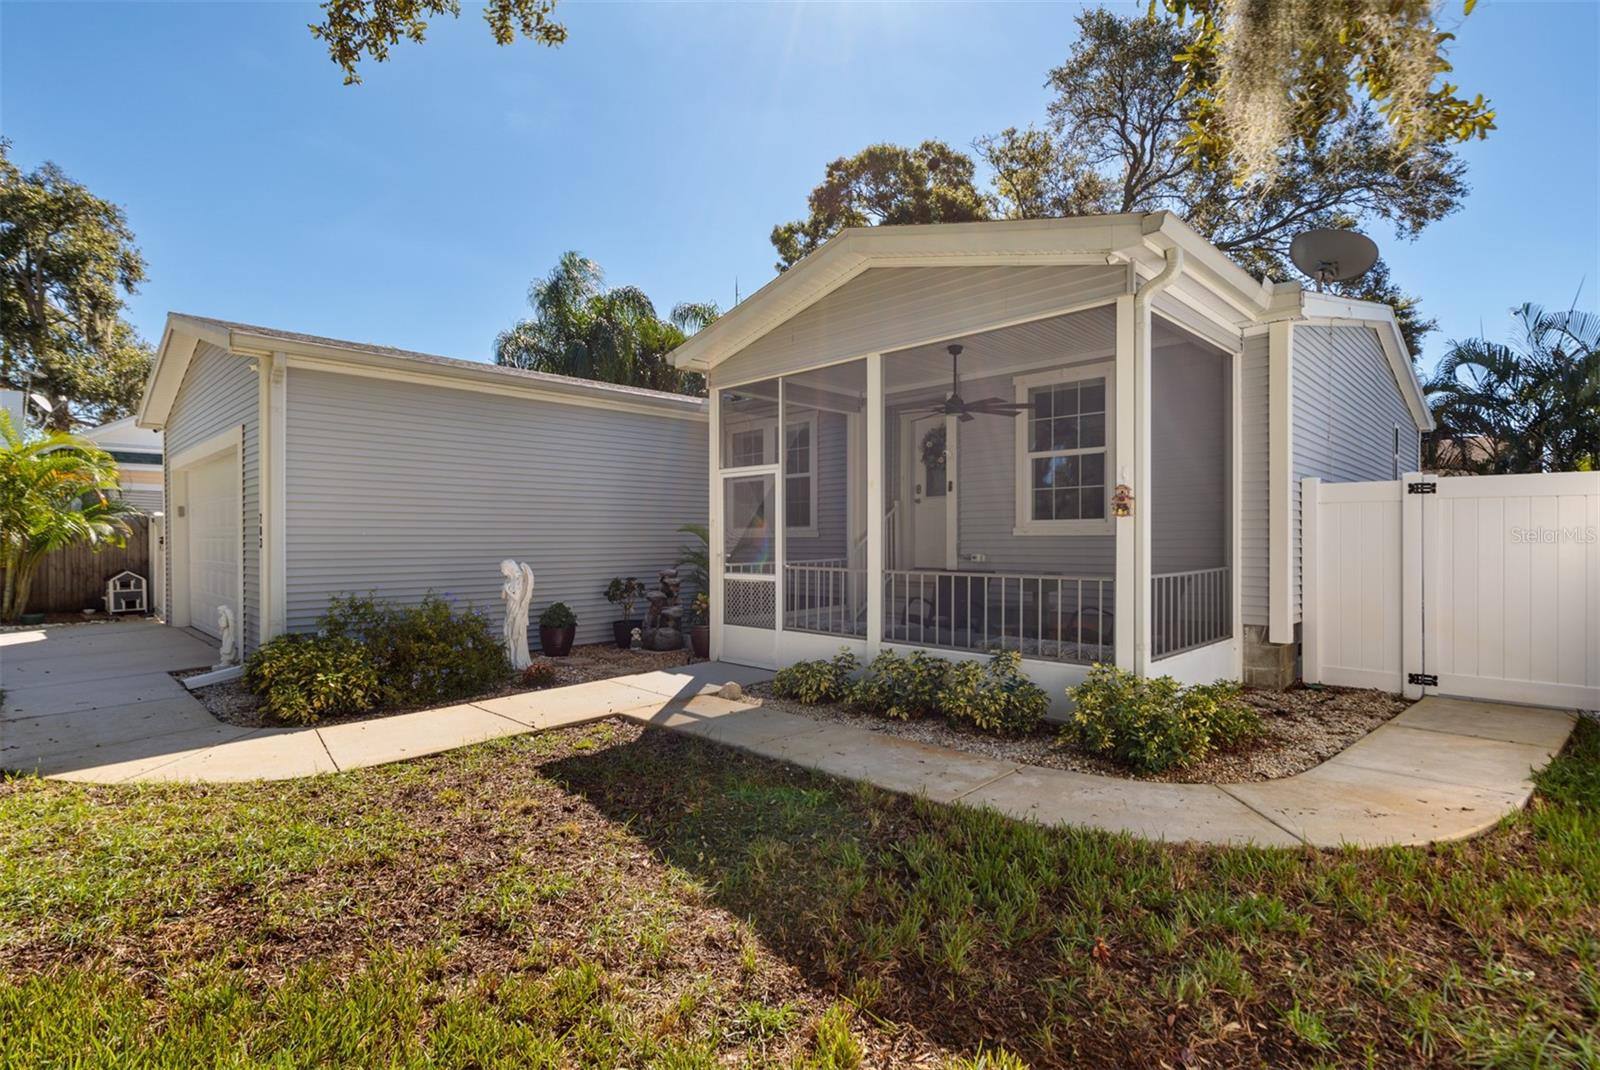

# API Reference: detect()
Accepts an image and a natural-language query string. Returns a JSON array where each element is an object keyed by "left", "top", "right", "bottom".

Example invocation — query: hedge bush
[
  {"left": 940, "top": 650, "right": 1050, "bottom": 736},
  {"left": 1063, "top": 664, "right": 1263, "bottom": 772},
  {"left": 846, "top": 650, "right": 950, "bottom": 721},
  {"left": 318, "top": 593, "right": 507, "bottom": 708},
  {"left": 772, "top": 650, "right": 858, "bottom": 705},
  {"left": 242, "top": 634, "right": 381, "bottom": 725}
]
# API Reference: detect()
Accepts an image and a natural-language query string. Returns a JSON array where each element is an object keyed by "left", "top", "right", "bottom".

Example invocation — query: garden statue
[
  {"left": 500, "top": 560, "right": 536, "bottom": 670},
  {"left": 639, "top": 568, "right": 684, "bottom": 651},
  {"left": 215, "top": 605, "right": 237, "bottom": 669}
]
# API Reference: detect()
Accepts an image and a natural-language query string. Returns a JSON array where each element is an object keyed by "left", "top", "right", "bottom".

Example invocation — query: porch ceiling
[{"left": 881, "top": 305, "right": 1226, "bottom": 395}]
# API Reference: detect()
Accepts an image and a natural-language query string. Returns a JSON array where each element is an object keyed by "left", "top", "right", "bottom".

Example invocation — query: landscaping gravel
[{"left": 751, "top": 681, "right": 1412, "bottom": 784}]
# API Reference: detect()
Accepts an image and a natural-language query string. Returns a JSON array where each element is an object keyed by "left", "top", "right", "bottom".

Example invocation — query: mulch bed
[
  {"left": 753, "top": 682, "right": 1412, "bottom": 783},
  {"left": 183, "top": 642, "right": 706, "bottom": 729}
]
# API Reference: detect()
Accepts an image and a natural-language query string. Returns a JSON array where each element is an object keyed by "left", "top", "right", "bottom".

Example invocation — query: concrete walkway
[{"left": 1, "top": 621, "right": 1578, "bottom": 849}]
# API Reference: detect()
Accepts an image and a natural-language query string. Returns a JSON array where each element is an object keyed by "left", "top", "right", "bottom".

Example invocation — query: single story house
[
  {"left": 667, "top": 213, "right": 1433, "bottom": 697},
  {"left": 80, "top": 416, "right": 165, "bottom": 514},
  {"left": 137, "top": 213, "right": 1431, "bottom": 705},
  {"left": 136, "top": 316, "right": 708, "bottom": 659}
]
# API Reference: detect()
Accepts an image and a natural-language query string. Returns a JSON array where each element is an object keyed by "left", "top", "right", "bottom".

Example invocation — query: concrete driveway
[
  {"left": 0, "top": 620, "right": 254, "bottom": 779},
  {"left": 0, "top": 620, "right": 770, "bottom": 782}
]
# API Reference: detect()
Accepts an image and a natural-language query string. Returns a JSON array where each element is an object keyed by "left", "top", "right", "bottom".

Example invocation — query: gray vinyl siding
[
  {"left": 283, "top": 369, "right": 708, "bottom": 646},
  {"left": 718, "top": 265, "right": 1127, "bottom": 386},
  {"left": 161, "top": 342, "right": 261, "bottom": 653},
  {"left": 119, "top": 486, "right": 165, "bottom": 513},
  {"left": 952, "top": 371, "right": 1115, "bottom": 577},
  {"left": 1240, "top": 332, "right": 1271, "bottom": 626},
  {"left": 1152, "top": 340, "right": 1229, "bottom": 575},
  {"left": 1290, "top": 324, "right": 1422, "bottom": 620}
]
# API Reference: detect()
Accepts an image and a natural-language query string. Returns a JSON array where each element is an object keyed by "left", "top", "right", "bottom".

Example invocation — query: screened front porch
[{"left": 713, "top": 302, "right": 1235, "bottom": 675}]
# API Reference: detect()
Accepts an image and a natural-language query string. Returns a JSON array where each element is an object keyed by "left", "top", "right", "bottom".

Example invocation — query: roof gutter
[{"left": 1134, "top": 245, "right": 1184, "bottom": 312}]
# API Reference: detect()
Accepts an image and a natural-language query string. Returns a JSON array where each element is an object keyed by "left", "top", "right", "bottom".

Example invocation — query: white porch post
[
  {"left": 708, "top": 385, "right": 724, "bottom": 662},
  {"left": 1113, "top": 295, "right": 1139, "bottom": 672},
  {"left": 865, "top": 352, "right": 884, "bottom": 655},
  {"left": 1268, "top": 321, "right": 1295, "bottom": 644}
]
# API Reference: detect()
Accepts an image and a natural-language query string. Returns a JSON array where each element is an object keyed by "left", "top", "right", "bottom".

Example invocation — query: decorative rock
[{"left": 719, "top": 682, "right": 743, "bottom": 701}]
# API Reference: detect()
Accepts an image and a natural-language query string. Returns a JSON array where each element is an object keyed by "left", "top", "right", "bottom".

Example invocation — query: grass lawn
[{"left": 2, "top": 718, "right": 1596, "bottom": 1068}]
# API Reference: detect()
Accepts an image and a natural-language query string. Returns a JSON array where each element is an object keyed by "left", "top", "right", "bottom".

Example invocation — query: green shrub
[
  {"left": 1063, "top": 664, "right": 1263, "bottom": 772},
  {"left": 846, "top": 650, "right": 950, "bottom": 721},
  {"left": 243, "top": 634, "right": 381, "bottom": 725},
  {"left": 939, "top": 650, "right": 1050, "bottom": 736},
  {"left": 320, "top": 593, "right": 509, "bottom": 708},
  {"left": 772, "top": 650, "right": 859, "bottom": 705},
  {"left": 538, "top": 602, "right": 577, "bottom": 630}
]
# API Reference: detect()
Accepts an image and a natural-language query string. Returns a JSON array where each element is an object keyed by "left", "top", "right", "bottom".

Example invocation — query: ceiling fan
[{"left": 925, "top": 344, "right": 1031, "bottom": 422}]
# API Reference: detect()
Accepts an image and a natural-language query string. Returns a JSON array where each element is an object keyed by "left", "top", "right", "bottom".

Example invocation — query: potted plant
[
  {"left": 687, "top": 591, "right": 710, "bottom": 659},
  {"left": 604, "top": 576, "right": 646, "bottom": 649},
  {"left": 538, "top": 601, "right": 577, "bottom": 656}
]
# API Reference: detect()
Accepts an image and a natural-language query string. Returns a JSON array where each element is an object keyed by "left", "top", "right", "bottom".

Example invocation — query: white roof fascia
[{"left": 138, "top": 313, "right": 707, "bottom": 430}]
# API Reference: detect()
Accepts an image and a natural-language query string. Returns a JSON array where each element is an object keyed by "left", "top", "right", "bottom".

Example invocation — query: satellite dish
[{"left": 1290, "top": 229, "right": 1379, "bottom": 290}]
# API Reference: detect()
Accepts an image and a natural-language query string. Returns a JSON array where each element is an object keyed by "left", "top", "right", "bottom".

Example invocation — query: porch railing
[
  {"left": 883, "top": 569, "right": 1113, "bottom": 665},
  {"left": 784, "top": 563, "right": 868, "bottom": 638},
  {"left": 1151, "top": 566, "right": 1231, "bottom": 660}
]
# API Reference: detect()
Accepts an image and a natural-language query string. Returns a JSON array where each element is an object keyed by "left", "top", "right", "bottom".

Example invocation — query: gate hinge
[
  {"left": 1408, "top": 672, "right": 1438, "bottom": 686},
  {"left": 1407, "top": 481, "right": 1437, "bottom": 494}
]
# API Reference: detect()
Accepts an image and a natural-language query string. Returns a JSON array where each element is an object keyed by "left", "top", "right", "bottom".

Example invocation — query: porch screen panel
[
  {"left": 723, "top": 473, "right": 776, "bottom": 629},
  {"left": 782, "top": 360, "right": 867, "bottom": 637}
]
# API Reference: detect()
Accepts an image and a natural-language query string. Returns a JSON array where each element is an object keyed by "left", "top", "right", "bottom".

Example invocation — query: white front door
[
  {"left": 904, "top": 412, "right": 953, "bottom": 570},
  {"left": 185, "top": 452, "right": 239, "bottom": 640}
]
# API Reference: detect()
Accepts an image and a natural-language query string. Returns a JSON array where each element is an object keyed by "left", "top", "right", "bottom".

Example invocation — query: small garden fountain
[{"left": 639, "top": 568, "right": 684, "bottom": 651}]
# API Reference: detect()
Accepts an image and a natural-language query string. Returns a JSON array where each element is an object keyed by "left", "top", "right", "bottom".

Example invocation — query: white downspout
[{"left": 1129, "top": 247, "right": 1183, "bottom": 674}]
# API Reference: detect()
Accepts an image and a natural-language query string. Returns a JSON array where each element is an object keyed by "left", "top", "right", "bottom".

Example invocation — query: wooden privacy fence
[{"left": 3, "top": 515, "right": 154, "bottom": 615}]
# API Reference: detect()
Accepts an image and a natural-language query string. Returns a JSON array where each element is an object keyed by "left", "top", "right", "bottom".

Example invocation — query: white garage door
[{"left": 186, "top": 453, "right": 239, "bottom": 640}]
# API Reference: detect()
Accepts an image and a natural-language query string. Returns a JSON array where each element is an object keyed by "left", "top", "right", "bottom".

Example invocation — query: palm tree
[
  {"left": 494, "top": 253, "right": 717, "bottom": 395},
  {"left": 1425, "top": 303, "right": 1600, "bottom": 474},
  {"left": 0, "top": 411, "right": 134, "bottom": 622}
]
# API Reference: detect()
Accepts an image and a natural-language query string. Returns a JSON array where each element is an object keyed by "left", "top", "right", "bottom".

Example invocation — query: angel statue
[
  {"left": 500, "top": 560, "right": 536, "bottom": 670},
  {"left": 215, "top": 604, "right": 237, "bottom": 669}
]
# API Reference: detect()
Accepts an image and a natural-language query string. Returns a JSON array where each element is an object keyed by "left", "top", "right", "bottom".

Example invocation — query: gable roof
[
  {"left": 137, "top": 314, "right": 707, "bottom": 428},
  {"left": 667, "top": 212, "right": 1432, "bottom": 431},
  {"left": 669, "top": 213, "right": 1277, "bottom": 373}
]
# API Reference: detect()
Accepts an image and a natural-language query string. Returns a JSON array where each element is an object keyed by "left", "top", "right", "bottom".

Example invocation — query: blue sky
[{"left": 2, "top": 1, "right": 1596, "bottom": 376}]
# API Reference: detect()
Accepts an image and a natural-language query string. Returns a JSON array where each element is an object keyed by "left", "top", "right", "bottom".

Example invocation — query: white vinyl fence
[{"left": 1304, "top": 470, "right": 1599, "bottom": 710}]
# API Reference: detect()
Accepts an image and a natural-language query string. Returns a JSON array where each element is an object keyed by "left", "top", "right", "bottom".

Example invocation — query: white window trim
[
  {"left": 1012, "top": 361, "right": 1116, "bottom": 536},
  {"left": 722, "top": 411, "right": 818, "bottom": 539}
]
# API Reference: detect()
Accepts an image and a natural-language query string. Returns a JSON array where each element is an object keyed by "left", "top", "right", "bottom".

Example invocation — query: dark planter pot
[
  {"left": 18, "top": 612, "right": 46, "bottom": 626},
  {"left": 612, "top": 619, "right": 642, "bottom": 650},
  {"left": 690, "top": 624, "right": 710, "bottom": 659},
  {"left": 539, "top": 625, "right": 576, "bottom": 657}
]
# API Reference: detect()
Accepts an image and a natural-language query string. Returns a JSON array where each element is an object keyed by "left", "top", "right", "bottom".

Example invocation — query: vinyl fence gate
[{"left": 1303, "top": 470, "right": 1599, "bottom": 710}]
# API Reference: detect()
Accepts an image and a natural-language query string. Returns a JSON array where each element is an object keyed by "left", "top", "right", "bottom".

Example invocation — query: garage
[{"left": 183, "top": 451, "right": 239, "bottom": 639}]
